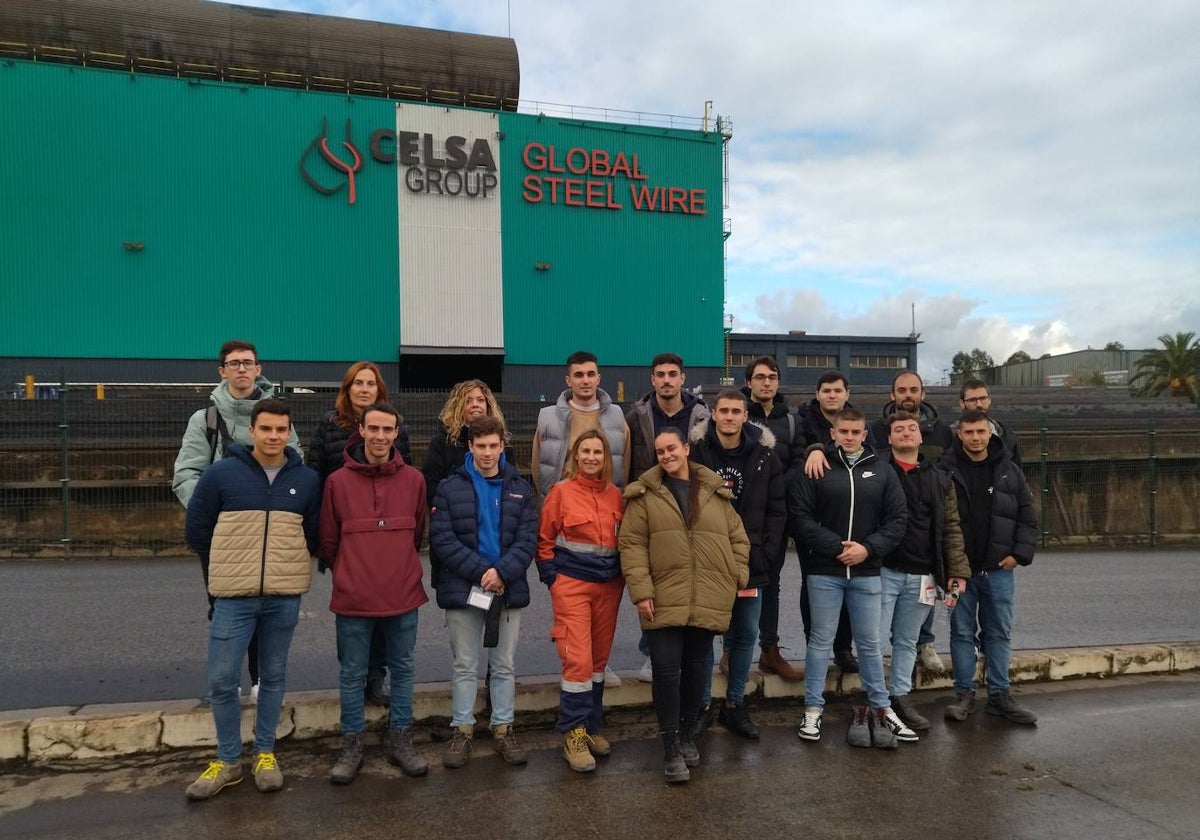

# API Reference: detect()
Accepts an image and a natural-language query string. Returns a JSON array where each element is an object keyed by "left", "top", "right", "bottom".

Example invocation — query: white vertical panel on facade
[{"left": 397, "top": 104, "right": 503, "bottom": 351}]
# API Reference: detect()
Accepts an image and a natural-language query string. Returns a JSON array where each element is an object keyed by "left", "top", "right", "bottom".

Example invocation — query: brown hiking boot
[
  {"left": 492, "top": 724, "right": 528, "bottom": 766},
  {"left": 758, "top": 646, "right": 803, "bottom": 681},
  {"left": 442, "top": 724, "right": 473, "bottom": 769}
]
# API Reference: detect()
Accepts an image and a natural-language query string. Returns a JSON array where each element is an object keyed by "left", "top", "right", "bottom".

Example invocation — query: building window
[
  {"left": 729, "top": 353, "right": 757, "bottom": 368},
  {"left": 787, "top": 354, "right": 838, "bottom": 368},
  {"left": 850, "top": 356, "right": 907, "bottom": 369}
]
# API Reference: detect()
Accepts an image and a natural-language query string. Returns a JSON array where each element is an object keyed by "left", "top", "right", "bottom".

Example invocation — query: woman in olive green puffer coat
[{"left": 618, "top": 427, "right": 749, "bottom": 783}]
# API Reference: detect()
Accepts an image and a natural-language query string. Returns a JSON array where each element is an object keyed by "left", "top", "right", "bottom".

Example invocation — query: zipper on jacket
[
  {"left": 841, "top": 449, "right": 875, "bottom": 579},
  {"left": 260, "top": 509, "right": 270, "bottom": 596}
]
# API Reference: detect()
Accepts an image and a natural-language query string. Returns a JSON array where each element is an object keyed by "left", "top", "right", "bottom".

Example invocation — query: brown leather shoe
[{"left": 758, "top": 646, "right": 803, "bottom": 681}]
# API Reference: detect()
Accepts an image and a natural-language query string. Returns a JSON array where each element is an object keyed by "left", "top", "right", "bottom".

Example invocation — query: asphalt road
[
  {"left": 1, "top": 549, "right": 1198, "bottom": 711},
  {"left": 2, "top": 675, "right": 1198, "bottom": 839}
]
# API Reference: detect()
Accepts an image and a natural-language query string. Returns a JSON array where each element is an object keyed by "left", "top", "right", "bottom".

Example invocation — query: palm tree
[{"left": 1130, "top": 332, "right": 1200, "bottom": 401}]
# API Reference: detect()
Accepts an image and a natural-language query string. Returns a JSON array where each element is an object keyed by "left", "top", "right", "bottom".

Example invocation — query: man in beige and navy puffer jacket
[{"left": 184, "top": 399, "right": 321, "bottom": 801}]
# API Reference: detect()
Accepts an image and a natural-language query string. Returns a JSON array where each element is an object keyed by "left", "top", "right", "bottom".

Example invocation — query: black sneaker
[
  {"left": 890, "top": 694, "right": 931, "bottom": 731},
  {"left": 985, "top": 692, "right": 1038, "bottom": 725},
  {"left": 691, "top": 701, "right": 720, "bottom": 741},
  {"left": 718, "top": 699, "right": 761, "bottom": 740},
  {"left": 834, "top": 649, "right": 860, "bottom": 673}
]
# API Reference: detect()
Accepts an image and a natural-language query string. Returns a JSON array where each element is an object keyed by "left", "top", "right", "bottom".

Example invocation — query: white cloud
[{"left": 239, "top": 0, "right": 1200, "bottom": 377}]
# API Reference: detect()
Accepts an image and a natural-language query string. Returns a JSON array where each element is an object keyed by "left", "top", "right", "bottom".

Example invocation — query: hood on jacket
[
  {"left": 879, "top": 399, "right": 942, "bottom": 427},
  {"left": 341, "top": 436, "right": 405, "bottom": 475},
  {"left": 689, "top": 418, "right": 777, "bottom": 451},
  {"left": 554, "top": 387, "right": 617, "bottom": 412},
  {"left": 209, "top": 376, "right": 274, "bottom": 410},
  {"left": 226, "top": 440, "right": 303, "bottom": 471}
]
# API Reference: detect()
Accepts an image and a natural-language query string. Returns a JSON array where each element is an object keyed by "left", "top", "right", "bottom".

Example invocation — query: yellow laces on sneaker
[
  {"left": 253, "top": 752, "right": 279, "bottom": 773},
  {"left": 198, "top": 760, "right": 228, "bottom": 780}
]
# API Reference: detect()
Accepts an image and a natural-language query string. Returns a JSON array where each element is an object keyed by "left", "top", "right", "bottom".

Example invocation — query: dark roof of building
[{"left": 1, "top": 0, "right": 520, "bottom": 109}]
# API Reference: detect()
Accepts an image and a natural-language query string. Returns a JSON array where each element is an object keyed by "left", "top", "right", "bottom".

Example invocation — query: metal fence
[{"left": 1, "top": 385, "right": 1197, "bottom": 555}]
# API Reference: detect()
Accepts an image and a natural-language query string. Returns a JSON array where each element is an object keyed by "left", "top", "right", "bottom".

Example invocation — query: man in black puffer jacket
[
  {"left": 689, "top": 389, "right": 786, "bottom": 740},
  {"left": 940, "top": 409, "right": 1038, "bottom": 726},
  {"left": 789, "top": 407, "right": 907, "bottom": 749}
]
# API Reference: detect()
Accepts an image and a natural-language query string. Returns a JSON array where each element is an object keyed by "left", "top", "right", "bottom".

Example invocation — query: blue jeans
[
  {"left": 336, "top": 611, "right": 419, "bottom": 734},
  {"left": 701, "top": 591, "right": 763, "bottom": 705},
  {"left": 879, "top": 567, "right": 932, "bottom": 697},
  {"left": 446, "top": 607, "right": 522, "bottom": 727},
  {"left": 950, "top": 569, "right": 1015, "bottom": 694},
  {"left": 208, "top": 595, "right": 300, "bottom": 763},
  {"left": 804, "top": 574, "right": 888, "bottom": 709}
]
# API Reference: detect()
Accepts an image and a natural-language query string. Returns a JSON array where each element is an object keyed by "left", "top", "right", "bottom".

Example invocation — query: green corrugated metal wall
[
  {"left": 0, "top": 61, "right": 399, "bottom": 361},
  {"left": 1, "top": 62, "right": 726, "bottom": 368},
  {"left": 498, "top": 116, "right": 725, "bottom": 367}
]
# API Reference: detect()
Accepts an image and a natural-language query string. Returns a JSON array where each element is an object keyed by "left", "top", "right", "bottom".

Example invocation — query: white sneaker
[
  {"left": 637, "top": 657, "right": 654, "bottom": 683},
  {"left": 917, "top": 643, "right": 946, "bottom": 674},
  {"left": 603, "top": 666, "right": 622, "bottom": 687},
  {"left": 247, "top": 682, "right": 259, "bottom": 705},
  {"left": 881, "top": 707, "right": 919, "bottom": 742},
  {"left": 797, "top": 707, "right": 823, "bottom": 741}
]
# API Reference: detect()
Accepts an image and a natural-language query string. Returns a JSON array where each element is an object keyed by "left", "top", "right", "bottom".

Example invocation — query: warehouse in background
[{"left": 0, "top": 0, "right": 729, "bottom": 396}]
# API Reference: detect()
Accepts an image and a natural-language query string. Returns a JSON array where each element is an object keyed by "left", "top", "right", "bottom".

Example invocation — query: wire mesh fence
[{"left": 1, "top": 386, "right": 1196, "bottom": 554}]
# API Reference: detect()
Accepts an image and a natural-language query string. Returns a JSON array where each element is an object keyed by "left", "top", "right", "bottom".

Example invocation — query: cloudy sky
[{"left": 243, "top": 0, "right": 1198, "bottom": 381}]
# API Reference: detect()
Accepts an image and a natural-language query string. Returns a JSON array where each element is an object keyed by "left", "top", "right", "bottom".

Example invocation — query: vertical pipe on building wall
[
  {"left": 24, "top": 375, "right": 34, "bottom": 400},
  {"left": 1038, "top": 411, "right": 1049, "bottom": 548},
  {"left": 58, "top": 368, "right": 71, "bottom": 551},
  {"left": 1148, "top": 418, "right": 1157, "bottom": 548}
]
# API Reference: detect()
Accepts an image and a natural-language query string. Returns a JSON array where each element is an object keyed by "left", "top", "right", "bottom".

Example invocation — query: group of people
[{"left": 175, "top": 340, "right": 1038, "bottom": 797}]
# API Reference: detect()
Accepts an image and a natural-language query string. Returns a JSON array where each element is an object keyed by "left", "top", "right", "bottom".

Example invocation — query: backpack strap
[{"left": 205, "top": 406, "right": 233, "bottom": 463}]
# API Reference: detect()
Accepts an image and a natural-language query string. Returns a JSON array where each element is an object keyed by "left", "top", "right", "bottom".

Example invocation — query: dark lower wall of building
[{"left": 502, "top": 365, "right": 727, "bottom": 402}]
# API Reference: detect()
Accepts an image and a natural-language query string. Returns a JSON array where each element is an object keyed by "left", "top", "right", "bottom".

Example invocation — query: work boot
[
  {"left": 251, "top": 751, "right": 284, "bottom": 792},
  {"left": 718, "top": 699, "right": 760, "bottom": 740},
  {"left": 585, "top": 731, "right": 612, "bottom": 757},
  {"left": 890, "top": 694, "right": 930, "bottom": 731},
  {"left": 834, "top": 648, "right": 860, "bottom": 674},
  {"left": 917, "top": 643, "right": 946, "bottom": 674},
  {"left": 186, "top": 759, "right": 243, "bottom": 800},
  {"left": 329, "top": 733, "right": 364, "bottom": 785},
  {"left": 365, "top": 676, "right": 390, "bottom": 707},
  {"left": 691, "top": 701, "right": 719, "bottom": 741},
  {"left": 442, "top": 723, "right": 473, "bottom": 769},
  {"left": 492, "top": 724, "right": 528, "bottom": 766},
  {"left": 718, "top": 650, "right": 730, "bottom": 676},
  {"left": 846, "top": 705, "right": 871, "bottom": 747},
  {"left": 985, "top": 692, "right": 1038, "bottom": 725},
  {"left": 563, "top": 726, "right": 596, "bottom": 773},
  {"left": 945, "top": 689, "right": 977, "bottom": 721},
  {"left": 661, "top": 731, "right": 690, "bottom": 784},
  {"left": 870, "top": 708, "right": 899, "bottom": 749},
  {"left": 678, "top": 716, "right": 701, "bottom": 768},
  {"left": 387, "top": 727, "right": 429, "bottom": 776},
  {"left": 758, "top": 646, "right": 803, "bottom": 681}
]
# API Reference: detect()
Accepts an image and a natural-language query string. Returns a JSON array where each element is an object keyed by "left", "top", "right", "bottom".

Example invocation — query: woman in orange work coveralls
[{"left": 537, "top": 429, "right": 626, "bottom": 773}]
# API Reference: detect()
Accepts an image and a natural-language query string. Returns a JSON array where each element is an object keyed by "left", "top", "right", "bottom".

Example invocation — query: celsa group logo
[
  {"left": 300, "top": 118, "right": 363, "bottom": 205},
  {"left": 300, "top": 117, "right": 499, "bottom": 205}
]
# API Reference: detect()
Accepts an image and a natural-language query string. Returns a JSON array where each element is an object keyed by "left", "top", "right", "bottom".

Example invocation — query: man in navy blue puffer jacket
[{"left": 429, "top": 415, "right": 537, "bottom": 770}]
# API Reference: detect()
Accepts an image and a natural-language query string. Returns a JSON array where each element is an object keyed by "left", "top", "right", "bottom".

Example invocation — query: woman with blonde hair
[
  {"left": 422, "top": 379, "right": 505, "bottom": 508},
  {"left": 537, "top": 430, "right": 625, "bottom": 773}
]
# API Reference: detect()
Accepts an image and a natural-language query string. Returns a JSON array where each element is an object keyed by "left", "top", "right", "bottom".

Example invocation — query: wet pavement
[
  {"left": 2, "top": 675, "right": 1198, "bottom": 839},
  {"left": 3, "top": 548, "right": 1199, "bottom": 710}
]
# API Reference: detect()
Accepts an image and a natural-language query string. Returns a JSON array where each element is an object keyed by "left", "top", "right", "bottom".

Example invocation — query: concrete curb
[{"left": 3, "top": 641, "right": 1197, "bottom": 766}]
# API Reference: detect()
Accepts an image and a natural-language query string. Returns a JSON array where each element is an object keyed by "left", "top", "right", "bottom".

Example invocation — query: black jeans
[
  {"left": 800, "top": 574, "right": 853, "bottom": 653},
  {"left": 646, "top": 626, "right": 715, "bottom": 734}
]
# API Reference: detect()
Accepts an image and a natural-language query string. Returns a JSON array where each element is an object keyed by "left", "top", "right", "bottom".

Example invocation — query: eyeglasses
[
  {"left": 751, "top": 374, "right": 779, "bottom": 382},
  {"left": 222, "top": 359, "right": 258, "bottom": 370},
  {"left": 962, "top": 395, "right": 991, "bottom": 404}
]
